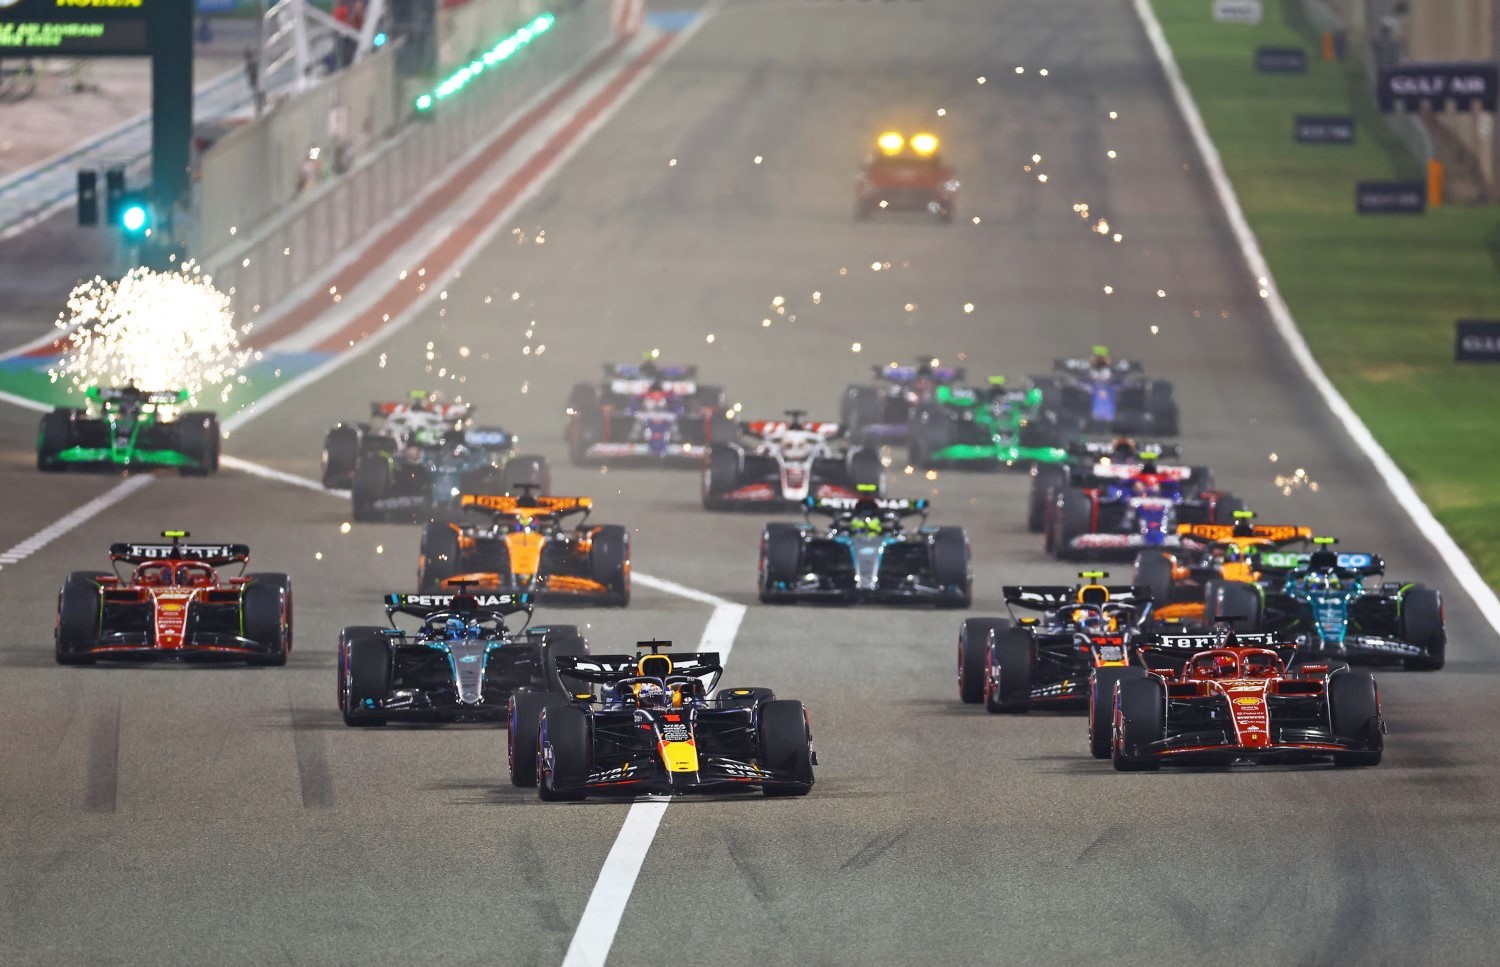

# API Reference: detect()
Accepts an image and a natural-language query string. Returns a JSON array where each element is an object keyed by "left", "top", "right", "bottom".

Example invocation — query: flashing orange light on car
[
  {"left": 877, "top": 132, "right": 905, "bottom": 155},
  {"left": 910, "top": 133, "right": 938, "bottom": 155}
]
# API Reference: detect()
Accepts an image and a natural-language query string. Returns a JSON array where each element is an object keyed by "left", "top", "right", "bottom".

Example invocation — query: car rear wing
[
  {"left": 876, "top": 362, "right": 964, "bottom": 384},
  {"left": 1051, "top": 357, "right": 1142, "bottom": 375},
  {"left": 88, "top": 386, "right": 190, "bottom": 405},
  {"left": 1177, "top": 523, "right": 1313, "bottom": 545},
  {"left": 460, "top": 494, "right": 591, "bottom": 521},
  {"left": 109, "top": 541, "right": 250, "bottom": 565},
  {"left": 1003, "top": 585, "right": 1151, "bottom": 611},
  {"left": 1255, "top": 550, "right": 1385, "bottom": 576},
  {"left": 745, "top": 419, "right": 842, "bottom": 439},
  {"left": 370, "top": 399, "right": 473, "bottom": 420},
  {"left": 1083, "top": 461, "right": 1193, "bottom": 482},
  {"left": 1065, "top": 439, "right": 1180, "bottom": 460},
  {"left": 608, "top": 362, "right": 697, "bottom": 381},
  {"left": 554, "top": 652, "right": 724, "bottom": 686},
  {"left": 383, "top": 591, "right": 531, "bottom": 620},
  {"left": 460, "top": 426, "right": 514, "bottom": 450},
  {"left": 805, "top": 496, "right": 928, "bottom": 519},
  {"left": 1143, "top": 632, "right": 1283, "bottom": 651}
]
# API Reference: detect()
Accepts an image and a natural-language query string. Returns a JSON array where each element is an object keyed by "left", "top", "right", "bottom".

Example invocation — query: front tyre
[{"left": 758, "top": 700, "right": 814, "bottom": 797}]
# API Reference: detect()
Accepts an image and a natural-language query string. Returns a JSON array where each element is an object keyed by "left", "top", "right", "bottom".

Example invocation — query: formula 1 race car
[
  {"left": 907, "top": 379, "right": 1069, "bottom": 470},
  {"left": 508, "top": 641, "right": 815, "bottom": 799},
  {"left": 38, "top": 386, "right": 220, "bottom": 476},
  {"left": 839, "top": 358, "right": 965, "bottom": 443},
  {"left": 703, "top": 412, "right": 885, "bottom": 510},
  {"left": 759, "top": 496, "right": 970, "bottom": 606},
  {"left": 337, "top": 590, "right": 589, "bottom": 726},
  {"left": 321, "top": 393, "right": 549, "bottom": 522},
  {"left": 854, "top": 131, "right": 957, "bottom": 222},
  {"left": 1102, "top": 628, "right": 1384, "bottom": 770},
  {"left": 1029, "top": 347, "right": 1178, "bottom": 436},
  {"left": 1207, "top": 541, "right": 1445, "bottom": 670},
  {"left": 54, "top": 530, "right": 291, "bottom": 665},
  {"left": 956, "top": 573, "right": 1155, "bottom": 713},
  {"left": 566, "top": 361, "right": 735, "bottom": 466},
  {"left": 417, "top": 491, "right": 630, "bottom": 606},
  {"left": 1042, "top": 452, "right": 1247, "bottom": 561},
  {"left": 1026, "top": 438, "right": 1183, "bottom": 532},
  {"left": 1132, "top": 513, "right": 1315, "bottom": 623}
]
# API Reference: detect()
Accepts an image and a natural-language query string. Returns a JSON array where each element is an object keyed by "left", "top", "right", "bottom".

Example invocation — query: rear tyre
[
  {"left": 419, "top": 521, "right": 461, "bottom": 593},
  {"left": 985, "top": 626, "right": 1033, "bottom": 714},
  {"left": 1018, "top": 409, "right": 1060, "bottom": 449},
  {"left": 1112, "top": 677, "right": 1166, "bottom": 771},
  {"left": 907, "top": 406, "right": 953, "bottom": 469},
  {"left": 1329, "top": 670, "right": 1382, "bottom": 766},
  {"left": 1028, "top": 464, "right": 1066, "bottom": 533},
  {"left": 321, "top": 424, "right": 360, "bottom": 488},
  {"left": 55, "top": 571, "right": 101, "bottom": 664},
  {"left": 589, "top": 525, "right": 631, "bottom": 606},
  {"left": 1210, "top": 494, "right": 1249, "bottom": 525},
  {"left": 1090, "top": 667, "right": 1147, "bottom": 759},
  {"left": 37, "top": 409, "right": 78, "bottom": 472},
  {"left": 1210, "top": 581, "right": 1262, "bottom": 632},
  {"left": 508, "top": 692, "right": 556, "bottom": 787},
  {"left": 351, "top": 456, "right": 389, "bottom": 522},
  {"left": 758, "top": 700, "right": 814, "bottom": 797},
  {"left": 243, "top": 573, "right": 292, "bottom": 666},
  {"left": 538, "top": 706, "right": 591, "bottom": 801},
  {"left": 957, "top": 618, "right": 1006, "bottom": 704},
  {"left": 1133, "top": 551, "right": 1176, "bottom": 607},
  {"left": 177, "top": 412, "right": 220, "bottom": 477},
  {"left": 847, "top": 447, "right": 885, "bottom": 495},
  {"left": 540, "top": 625, "right": 588, "bottom": 691},
  {"left": 568, "top": 409, "right": 604, "bottom": 466},
  {"left": 1147, "top": 380, "right": 1179, "bottom": 435},
  {"left": 501, "top": 454, "right": 551, "bottom": 495},
  {"left": 1055, "top": 489, "right": 1093, "bottom": 561},
  {"left": 343, "top": 633, "right": 391, "bottom": 726},
  {"left": 841, "top": 385, "right": 882, "bottom": 434},
  {"left": 759, "top": 524, "right": 802, "bottom": 603},
  {"left": 1399, "top": 586, "right": 1446, "bottom": 671},
  {"left": 930, "top": 527, "right": 971, "bottom": 608},
  {"left": 702, "top": 443, "right": 740, "bottom": 510}
]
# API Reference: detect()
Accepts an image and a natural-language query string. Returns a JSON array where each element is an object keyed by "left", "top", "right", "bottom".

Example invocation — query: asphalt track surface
[{"left": 2, "top": 1, "right": 1498, "bottom": 964}]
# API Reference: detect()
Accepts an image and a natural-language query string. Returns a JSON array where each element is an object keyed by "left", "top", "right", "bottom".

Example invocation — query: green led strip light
[{"left": 414, "top": 12, "right": 556, "bottom": 112}]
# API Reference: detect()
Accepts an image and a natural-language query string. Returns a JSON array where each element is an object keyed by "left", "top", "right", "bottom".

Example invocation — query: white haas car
[{"left": 702, "top": 411, "right": 885, "bottom": 510}]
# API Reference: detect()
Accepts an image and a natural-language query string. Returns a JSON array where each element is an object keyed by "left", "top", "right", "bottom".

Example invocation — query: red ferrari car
[
  {"left": 855, "top": 131, "right": 957, "bottom": 222},
  {"left": 54, "top": 530, "right": 293, "bottom": 665}
]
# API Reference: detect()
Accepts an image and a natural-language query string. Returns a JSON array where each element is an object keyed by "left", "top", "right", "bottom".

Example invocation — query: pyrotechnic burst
[{"left": 48, "top": 264, "right": 250, "bottom": 405}]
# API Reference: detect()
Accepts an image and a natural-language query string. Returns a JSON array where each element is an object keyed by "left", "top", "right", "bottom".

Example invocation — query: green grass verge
[{"left": 1149, "top": 0, "right": 1500, "bottom": 588}]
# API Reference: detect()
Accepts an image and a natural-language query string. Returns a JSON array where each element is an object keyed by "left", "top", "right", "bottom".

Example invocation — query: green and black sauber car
[
  {"left": 37, "top": 386, "right": 220, "bottom": 476},
  {"left": 907, "top": 378, "right": 1070, "bottom": 470}
]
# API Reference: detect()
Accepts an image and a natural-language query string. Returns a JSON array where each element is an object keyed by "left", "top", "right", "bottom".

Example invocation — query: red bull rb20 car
[
  {"left": 54, "top": 531, "right": 292, "bottom": 665},
  {"left": 508, "top": 642, "right": 816, "bottom": 799}
]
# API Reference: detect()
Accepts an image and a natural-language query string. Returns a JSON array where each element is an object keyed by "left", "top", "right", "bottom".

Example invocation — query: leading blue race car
[
  {"left": 758, "top": 493, "right": 971, "bottom": 606},
  {"left": 1028, "top": 347, "right": 1179, "bottom": 436}
]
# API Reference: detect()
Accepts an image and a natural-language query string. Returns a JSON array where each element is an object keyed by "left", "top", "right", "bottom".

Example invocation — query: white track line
[
  {"left": 1133, "top": 0, "right": 1500, "bottom": 634},
  {"left": 0, "top": 475, "right": 153, "bottom": 569}
]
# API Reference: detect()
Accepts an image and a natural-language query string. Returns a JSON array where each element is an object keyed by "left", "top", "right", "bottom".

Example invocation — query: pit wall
[{"left": 197, "top": 0, "right": 609, "bottom": 323}]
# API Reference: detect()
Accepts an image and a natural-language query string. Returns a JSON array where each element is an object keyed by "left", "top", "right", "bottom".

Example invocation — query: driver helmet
[
  {"left": 850, "top": 515, "right": 883, "bottom": 535},
  {"left": 1077, "top": 612, "right": 1110, "bottom": 636},
  {"left": 410, "top": 424, "right": 444, "bottom": 447},
  {"left": 634, "top": 681, "right": 667, "bottom": 707},
  {"left": 1305, "top": 572, "right": 1340, "bottom": 592},
  {"left": 138, "top": 564, "right": 170, "bottom": 587},
  {"left": 1223, "top": 542, "right": 1247, "bottom": 564},
  {"left": 1111, "top": 436, "right": 1137, "bottom": 460},
  {"left": 182, "top": 566, "right": 213, "bottom": 588},
  {"left": 1091, "top": 350, "right": 1112, "bottom": 371},
  {"left": 444, "top": 618, "right": 469, "bottom": 641},
  {"left": 1203, "top": 653, "right": 1238, "bottom": 679}
]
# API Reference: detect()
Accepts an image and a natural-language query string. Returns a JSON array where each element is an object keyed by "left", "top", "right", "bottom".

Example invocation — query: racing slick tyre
[
  {"left": 56, "top": 571, "right": 102, "bottom": 664},
  {"left": 702, "top": 443, "right": 740, "bottom": 510},
  {"left": 568, "top": 409, "right": 604, "bottom": 466},
  {"left": 566, "top": 382, "right": 597, "bottom": 416},
  {"left": 508, "top": 691, "right": 561, "bottom": 787},
  {"left": 1090, "top": 667, "right": 1148, "bottom": 759},
  {"left": 1209, "top": 494, "right": 1249, "bottom": 525},
  {"left": 589, "top": 525, "right": 631, "bottom": 607},
  {"left": 1147, "top": 380, "right": 1179, "bottom": 436},
  {"left": 351, "top": 456, "right": 389, "bottom": 522},
  {"left": 985, "top": 626, "right": 1034, "bottom": 714},
  {"left": 1018, "top": 409, "right": 1060, "bottom": 450},
  {"left": 177, "top": 412, "right": 221, "bottom": 477},
  {"left": 419, "top": 521, "right": 461, "bottom": 593},
  {"left": 957, "top": 618, "right": 1006, "bottom": 704},
  {"left": 37, "top": 408, "right": 79, "bottom": 472},
  {"left": 1329, "top": 670, "right": 1383, "bottom": 767},
  {"left": 907, "top": 406, "right": 954, "bottom": 469},
  {"left": 708, "top": 413, "right": 739, "bottom": 447},
  {"left": 501, "top": 454, "right": 551, "bottom": 495},
  {"left": 1112, "top": 677, "right": 1166, "bottom": 771},
  {"left": 343, "top": 632, "right": 392, "bottom": 726},
  {"left": 847, "top": 447, "right": 885, "bottom": 495},
  {"left": 693, "top": 385, "right": 727, "bottom": 410},
  {"left": 1183, "top": 466, "right": 1216, "bottom": 500},
  {"left": 336, "top": 625, "right": 385, "bottom": 716},
  {"left": 1028, "top": 464, "right": 1066, "bottom": 533},
  {"left": 759, "top": 523, "right": 803, "bottom": 603},
  {"left": 840, "top": 385, "right": 882, "bottom": 435},
  {"left": 931, "top": 527, "right": 971, "bottom": 608},
  {"left": 1054, "top": 489, "right": 1093, "bottom": 561},
  {"left": 321, "top": 424, "right": 360, "bottom": 489},
  {"left": 538, "top": 706, "right": 591, "bottom": 801},
  {"left": 539, "top": 625, "right": 589, "bottom": 691},
  {"left": 1399, "top": 586, "right": 1446, "bottom": 671},
  {"left": 716, "top": 686, "right": 776, "bottom": 709},
  {"left": 243, "top": 573, "right": 292, "bottom": 666},
  {"left": 758, "top": 700, "right": 815, "bottom": 797},
  {"left": 1133, "top": 551, "right": 1176, "bottom": 607},
  {"left": 1209, "top": 581, "right": 1262, "bottom": 632}
]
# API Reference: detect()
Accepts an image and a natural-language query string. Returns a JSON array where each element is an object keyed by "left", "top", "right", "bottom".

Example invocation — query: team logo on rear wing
[
  {"left": 110, "top": 543, "right": 249, "bottom": 563},
  {"left": 1178, "top": 523, "right": 1312, "bottom": 544},
  {"left": 808, "top": 496, "right": 927, "bottom": 513},
  {"left": 462, "top": 494, "right": 591, "bottom": 514},
  {"left": 1149, "top": 632, "right": 1282, "bottom": 650},
  {"left": 384, "top": 592, "right": 530, "bottom": 611},
  {"left": 1257, "top": 551, "right": 1382, "bottom": 573},
  {"left": 1003, "top": 585, "right": 1152, "bottom": 608}
]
